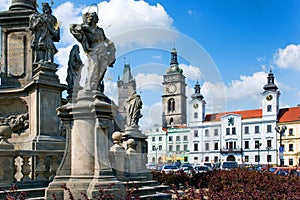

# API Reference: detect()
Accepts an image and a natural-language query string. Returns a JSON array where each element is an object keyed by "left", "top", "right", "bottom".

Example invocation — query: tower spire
[
  {"left": 191, "top": 80, "right": 204, "bottom": 100},
  {"left": 263, "top": 70, "right": 278, "bottom": 92}
]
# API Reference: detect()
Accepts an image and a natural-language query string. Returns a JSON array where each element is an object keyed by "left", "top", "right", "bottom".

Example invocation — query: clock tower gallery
[{"left": 162, "top": 48, "right": 187, "bottom": 128}]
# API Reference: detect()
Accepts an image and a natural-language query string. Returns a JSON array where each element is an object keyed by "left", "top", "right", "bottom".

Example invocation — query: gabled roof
[
  {"left": 203, "top": 106, "right": 300, "bottom": 123},
  {"left": 204, "top": 109, "right": 262, "bottom": 122},
  {"left": 278, "top": 106, "right": 300, "bottom": 123}
]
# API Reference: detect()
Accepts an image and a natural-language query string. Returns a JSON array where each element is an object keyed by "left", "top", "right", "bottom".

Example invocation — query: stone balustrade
[{"left": 0, "top": 150, "right": 64, "bottom": 187}]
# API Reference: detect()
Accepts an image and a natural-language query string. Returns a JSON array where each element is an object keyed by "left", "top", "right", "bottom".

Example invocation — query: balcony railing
[{"left": 220, "top": 148, "right": 243, "bottom": 154}]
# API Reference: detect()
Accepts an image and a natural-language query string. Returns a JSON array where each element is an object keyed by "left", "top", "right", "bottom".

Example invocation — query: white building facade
[{"left": 189, "top": 71, "right": 280, "bottom": 166}]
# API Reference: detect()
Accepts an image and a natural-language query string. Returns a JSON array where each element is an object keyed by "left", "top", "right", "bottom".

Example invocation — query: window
[
  {"left": 170, "top": 117, "right": 174, "bottom": 125},
  {"left": 267, "top": 155, "right": 272, "bottom": 162},
  {"left": 169, "top": 136, "right": 173, "bottom": 142},
  {"left": 194, "top": 130, "right": 198, "bottom": 137},
  {"left": 159, "top": 137, "right": 162, "bottom": 141},
  {"left": 255, "top": 155, "right": 260, "bottom": 162},
  {"left": 226, "top": 141, "right": 236, "bottom": 149},
  {"left": 245, "top": 156, "right": 249, "bottom": 162},
  {"left": 194, "top": 157, "right": 198, "bottom": 161},
  {"left": 244, "top": 141, "right": 249, "bottom": 149},
  {"left": 214, "top": 156, "right": 219, "bottom": 162},
  {"left": 158, "top": 145, "right": 162, "bottom": 151},
  {"left": 183, "top": 144, "right": 188, "bottom": 151},
  {"left": 289, "top": 128, "right": 293, "bottom": 136},
  {"left": 169, "top": 145, "right": 173, "bottom": 151},
  {"left": 226, "top": 128, "right": 230, "bottom": 135},
  {"left": 214, "top": 142, "right": 218, "bottom": 150},
  {"left": 244, "top": 126, "right": 249, "bottom": 134},
  {"left": 176, "top": 145, "right": 180, "bottom": 151},
  {"left": 289, "top": 159, "right": 293, "bottom": 166},
  {"left": 184, "top": 157, "right": 188, "bottom": 162},
  {"left": 205, "top": 129, "right": 209, "bottom": 137},
  {"left": 289, "top": 144, "right": 294, "bottom": 151},
  {"left": 267, "top": 140, "right": 272, "bottom": 148},
  {"left": 152, "top": 146, "right": 156, "bottom": 151},
  {"left": 205, "top": 156, "right": 209, "bottom": 162},
  {"left": 255, "top": 141, "right": 261, "bottom": 149},
  {"left": 267, "top": 105, "right": 272, "bottom": 112},
  {"left": 255, "top": 126, "right": 259, "bottom": 133},
  {"left": 267, "top": 125, "right": 272, "bottom": 132},
  {"left": 214, "top": 129, "right": 218, "bottom": 136},
  {"left": 176, "top": 136, "right": 180, "bottom": 141},
  {"left": 152, "top": 137, "right": 155, "bottom": 142},
  {"left": 194, "top": 144, "right": 198, "bottom": 151},
  {"left": 183, "top": 136, "right": 188, "bottom": 141},
  {"left": 205, "top": 143, "right": 209, "bottom": 151},
  {"left": 232, "top": 127, "right": 236, "bottom": 135},
  {"left": 168, "top": 98, "right": 175, "bottom": 112},
  {"left": 194, "top": 112, "right": 198, "bottom": 118}
]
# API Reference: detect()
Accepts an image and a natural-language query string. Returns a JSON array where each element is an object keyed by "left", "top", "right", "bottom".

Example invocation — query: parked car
[
  {"left": 180, "top": 163, "right": 193, "bottom": 171},
  {"left": 268, "top": 167, "right": 299, "bottom": 176},
  {"left": 203, "top": 162, "right": 214, "bottom": 169},
  {"left": 214, "top": 161, "right": 238, "bottom": 170},
  {"left": 161, "top": 165, "right": 180, "bottom": 173},
  {"left": 194, "top": 165, "right": 210, "bottom": 173}
]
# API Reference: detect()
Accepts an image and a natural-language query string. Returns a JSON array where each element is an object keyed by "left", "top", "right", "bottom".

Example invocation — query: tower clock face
[
  {"left": 166, "top": 83, "right": 177, "bottom": 94},
  {"left": 266, "top": 94, "right": 273, "bottom": 101}
]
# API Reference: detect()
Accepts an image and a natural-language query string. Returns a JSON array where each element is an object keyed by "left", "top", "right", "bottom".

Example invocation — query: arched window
[
  {"left": 194, "top": 112, "right": 198, "bottom": 118},
  {"left": 168, "top": 98, "right": 175, "bottom": 112},
  {"left": 170, "top": 117, "right": 174, "bottom": 125},
  {"left": 267, "top": 105, "right": 272, "bottom": 112}
]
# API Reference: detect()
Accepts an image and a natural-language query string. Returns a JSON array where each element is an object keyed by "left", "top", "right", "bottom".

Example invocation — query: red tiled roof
[
  {"left": 205, "top": 109, "right": 262, "bottom": 122},
  {"left": 278, "top": 106, "right": 300, "bottom": 123}
]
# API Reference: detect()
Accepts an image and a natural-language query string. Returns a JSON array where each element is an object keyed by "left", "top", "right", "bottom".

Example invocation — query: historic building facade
[
  {"left": 277, "top": 107, "right": 300, "bottom": 166},
  {"left": 189, "top": 71, "right": 280, "bottom": 166}
]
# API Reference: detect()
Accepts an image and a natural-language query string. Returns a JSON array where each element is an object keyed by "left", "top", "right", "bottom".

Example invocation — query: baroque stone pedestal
[
  {"left": 123, "top": 126, "right": 152, "bottom": 180},
  {"left": 46, "top": 90, "right": 125, "bottom": 199}
]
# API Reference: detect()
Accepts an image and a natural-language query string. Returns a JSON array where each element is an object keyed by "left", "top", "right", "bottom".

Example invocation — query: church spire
[
  {"left": 263, "top": 70, "right": 278, "bottom": 92},
  {"left": 191, "top": 80, "right": 204, "bottom": 100},
  {"left": 121, "top": 63, "right": 134, "bottom": 83},
  {"left": 166, "top": 47, "right": 183, "bottom": 74}
]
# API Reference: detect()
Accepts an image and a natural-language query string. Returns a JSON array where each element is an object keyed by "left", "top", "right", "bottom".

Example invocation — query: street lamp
[
  {"left": 257, "top": 142, "right": 262, "bottom": 166},
  {"left": 154, "top": 146, "right": 158, "bottom": 169},
  {"left": 275, "top": 126, "right": 287, "bottom": 166},
  {"left": 266, "top": 147, "right": 271, "bottom": 169}
]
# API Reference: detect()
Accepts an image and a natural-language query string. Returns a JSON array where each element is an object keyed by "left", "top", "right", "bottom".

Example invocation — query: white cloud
[
  {"left": 95, "top": 0, "right": 174, "bottom": 37},
  {"left": 135, "top": 73, "right": 163, "bottom": 91},
  {"left": 53, "top": 2, "right": 84, "bottom": 47},
  {"left": 180, "top": 64, "right": 202, "bottom": 81},
  {"left": 274, "top": 44, "right": 300, "bottom": 71},
  {"left": 140, "top": 102, "right": 162, "bottom": 130},
  {"left": 0, "top": 0, "right": 10, "bottom": 11},
  {"left": 225, "top": 71, "right": 267, "bottom": 101}
]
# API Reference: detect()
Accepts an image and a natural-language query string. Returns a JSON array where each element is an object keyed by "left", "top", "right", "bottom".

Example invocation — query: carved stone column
[{"left": 47, "top": 90, "right": 124, "bottom": 199}]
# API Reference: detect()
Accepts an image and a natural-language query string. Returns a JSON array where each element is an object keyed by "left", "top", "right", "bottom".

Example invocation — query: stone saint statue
[
  {"left": 29, "top": 2, "right": 60, "bottom": 63},
  {"left": 70, "top": 12, "right": 116, "bottom": 91},
  {"left": 66, "top": 45, "right": 83, "bottom": 95},
  {"left": 125, "top": 91, "right": 143, "bottom": 127}
]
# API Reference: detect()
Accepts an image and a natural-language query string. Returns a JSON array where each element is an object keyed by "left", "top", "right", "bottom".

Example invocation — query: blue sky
[{"left": 1, "top": 0, "right": 300, "bottom": 129}]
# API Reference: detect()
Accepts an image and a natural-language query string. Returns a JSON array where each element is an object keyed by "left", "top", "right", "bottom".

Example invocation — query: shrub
[{"left": 152, "top": 168, "right": 300, "bottom": 199}]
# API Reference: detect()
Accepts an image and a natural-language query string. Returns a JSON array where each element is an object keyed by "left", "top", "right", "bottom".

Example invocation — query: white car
[{"left": 161, "top": 165, "right": 180, "bottom": 173}]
